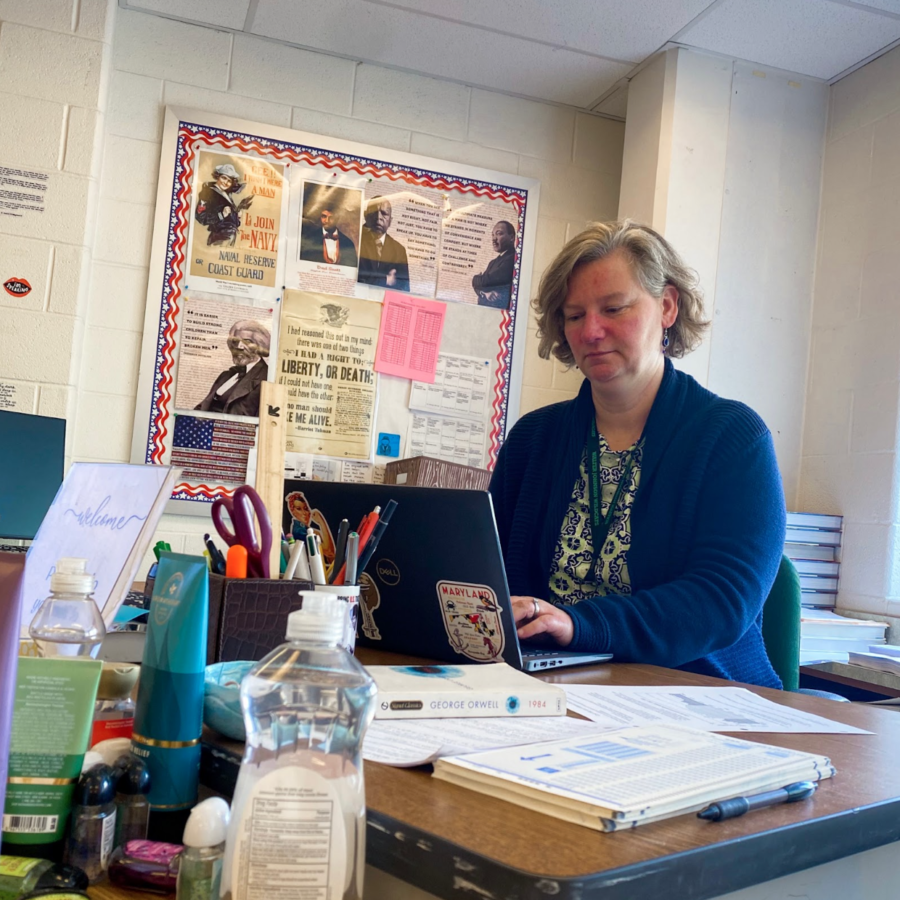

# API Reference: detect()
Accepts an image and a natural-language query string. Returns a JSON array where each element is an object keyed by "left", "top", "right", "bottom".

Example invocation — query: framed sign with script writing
[{"left": 19, "top": 463, "right": 176, "bottom": 637}]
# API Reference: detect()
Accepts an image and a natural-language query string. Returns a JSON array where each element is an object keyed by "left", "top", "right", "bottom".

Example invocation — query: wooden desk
[
  {"left": 801, "top": 661, "right": 900, "bottom": 700},
  {"left": 94, "top": 655, "right": 900, "bottom": 900}
]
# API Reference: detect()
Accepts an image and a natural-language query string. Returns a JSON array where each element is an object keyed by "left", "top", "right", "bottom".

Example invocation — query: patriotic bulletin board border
[{"left": 130, "top": 108, "right": 540, "bottom": 514}]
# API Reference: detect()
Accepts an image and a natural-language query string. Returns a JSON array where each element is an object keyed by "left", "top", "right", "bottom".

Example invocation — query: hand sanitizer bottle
[
  {"left": 29, "top": 558, "right": 106, "bottom": 658},
  {"left": 177, "top": 798, "right": 230, "bottom": 900},
  {"left": 221, "top": 595, "right": 377, "bottom": 900}
]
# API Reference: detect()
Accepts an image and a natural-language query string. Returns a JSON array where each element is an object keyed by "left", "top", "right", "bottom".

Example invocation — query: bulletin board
[{"left": 131, "top": 108, "right": 540, "bottom": 514}]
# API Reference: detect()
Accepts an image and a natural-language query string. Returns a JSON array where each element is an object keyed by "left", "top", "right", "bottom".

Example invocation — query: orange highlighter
[{"left": 226, "top": 544, "right": 248, "bottom": 579}]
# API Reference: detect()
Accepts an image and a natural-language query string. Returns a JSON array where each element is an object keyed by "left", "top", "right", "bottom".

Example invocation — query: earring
[{"left": 662, "top": 327, "right": 669, "bottom": 351}]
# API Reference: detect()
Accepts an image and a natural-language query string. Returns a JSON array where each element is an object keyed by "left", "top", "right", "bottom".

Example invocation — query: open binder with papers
[{"left": 433, "top": 724, "right": 835, "bottom": 832}]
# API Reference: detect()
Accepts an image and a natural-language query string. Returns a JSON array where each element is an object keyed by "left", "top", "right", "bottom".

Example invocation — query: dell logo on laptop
[{"left": 376, "top": 559, "right": 400, "bottom": 586}]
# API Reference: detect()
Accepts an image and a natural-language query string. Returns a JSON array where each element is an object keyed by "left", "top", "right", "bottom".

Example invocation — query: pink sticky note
[{"left": 374, "top": 291, "right": 447, "bottom": 383}]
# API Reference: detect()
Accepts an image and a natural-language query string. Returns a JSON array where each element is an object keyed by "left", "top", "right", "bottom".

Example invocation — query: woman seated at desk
[{"left": 490, "top": 221, "right": 784, "bottom": 689}]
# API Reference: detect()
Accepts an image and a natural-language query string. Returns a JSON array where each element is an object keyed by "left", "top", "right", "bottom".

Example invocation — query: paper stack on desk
[
  {"left": 847, "top": 647, "right": 900, "bottom": 676},
  {"left": 800, "top": 609, "right": 888, "bottom": 665},
  {"left": 433, "top": 724, "right": 835, "bottom": 832}
]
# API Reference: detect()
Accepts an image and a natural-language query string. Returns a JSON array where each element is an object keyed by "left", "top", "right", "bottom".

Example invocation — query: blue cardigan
[{"left": 490, "top": 359, "right": 785, "bottom": 689}]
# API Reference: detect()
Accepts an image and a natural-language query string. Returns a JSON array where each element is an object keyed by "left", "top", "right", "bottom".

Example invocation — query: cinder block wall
[
  {"left": 799, "top": 44, "right": 900, "bottom": 616},
  {"left": 0, "top": 0, "right": 115, "bottom": 436},
  {"left": 2, "top": 6, "right": 625, "bottom": 566}
]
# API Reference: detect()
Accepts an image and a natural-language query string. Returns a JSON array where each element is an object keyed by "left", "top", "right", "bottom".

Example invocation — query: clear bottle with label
[
  {"left": 28, "top": 559, "right": 106, "bottom": 659},
  {"left": 112, "top": 755, "right": 151, "bottom": 848},
  {"left": 64, "top": 765, "right": 117, "bottom": 884},
  {"left": 221, "top": 596, "right": 376, "bottom": 900}
]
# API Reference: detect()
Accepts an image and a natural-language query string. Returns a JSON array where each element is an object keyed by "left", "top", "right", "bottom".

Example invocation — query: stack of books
[
  {"left": 785, "top": 511, "right": 842, "bottom": 610},
  {"left": 847, "top": 644, "right": 900, "bottom": 677},
  {"left": 800, "top": 608, "right": 888, "bottom": 665},
  {"left": 433, "top": 724, "right": 835, "bottom": 832}
]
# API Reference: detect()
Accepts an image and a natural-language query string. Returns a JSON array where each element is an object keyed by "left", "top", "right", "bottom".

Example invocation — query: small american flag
[{"left": 171, "top": 416, "right": 256, "bottom": 484}]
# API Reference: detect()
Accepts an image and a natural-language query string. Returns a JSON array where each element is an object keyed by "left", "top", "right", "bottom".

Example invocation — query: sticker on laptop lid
[
  {"left": 436, "top": 581, "right": 504, "bottom": 662},
  {"left": 359, "top": 572, "right": 382, "bottom": 640}
]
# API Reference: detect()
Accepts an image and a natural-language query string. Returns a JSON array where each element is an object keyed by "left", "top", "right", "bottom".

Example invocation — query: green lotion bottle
[{"left": 0, "top": 857, "right": 88, "bottom": 900}]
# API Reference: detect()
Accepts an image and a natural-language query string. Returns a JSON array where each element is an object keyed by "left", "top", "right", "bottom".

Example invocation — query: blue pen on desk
[{"left": 697, "top": 781, "right": 817, "bottom": 821}]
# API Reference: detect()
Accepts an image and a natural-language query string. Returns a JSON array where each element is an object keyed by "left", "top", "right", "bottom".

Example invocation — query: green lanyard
[{"left": 586, "top": 419, "right": 636, "bottom": 572}]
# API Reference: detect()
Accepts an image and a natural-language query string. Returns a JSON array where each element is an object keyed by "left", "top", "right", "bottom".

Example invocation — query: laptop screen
[
  {"left": 282, "top": 481, "right": 525, "bottom": 667},
  {"left": 0, "top": 411, "right": 66, "bottom": 541}
]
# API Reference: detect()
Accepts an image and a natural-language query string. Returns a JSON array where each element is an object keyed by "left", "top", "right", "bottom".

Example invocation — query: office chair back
[{"left": 761, "top": 555, "right": 801, "bottom": 692}]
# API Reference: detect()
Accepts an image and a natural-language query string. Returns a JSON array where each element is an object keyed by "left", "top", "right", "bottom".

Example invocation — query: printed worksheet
[
  {"left": 406, "top": 412, "right": 486, "bottom": 468},
  {"left": 408, "top": 352, "right": 491, "bottom": 421},
  {"left": 374, "top": 291, "right": 446, "bottom": 382},
  {"left": 363, "top": 714, "right": 603, "bottom": 766},
  {"left": 562, "top": 685, "right": 871, "bottom": 734}
]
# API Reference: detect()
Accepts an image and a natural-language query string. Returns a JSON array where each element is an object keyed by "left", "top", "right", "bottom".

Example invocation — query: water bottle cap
[
  {"left": 50, "top": 558, "right": 95, "bottom": 594},
  {"left": 183, "top": 796, "right": 230, "bottom": 847},
  {"left": 286, "top": 593, "right": 345, "bottom": 643}
]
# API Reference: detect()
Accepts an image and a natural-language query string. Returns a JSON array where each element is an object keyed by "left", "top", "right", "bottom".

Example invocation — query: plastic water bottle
[
  {"left": 221, "top": 595, "right": 376, "bottom": 900},
  {"left": 29, "top": 558, "right": 106, "bottom": 658}
]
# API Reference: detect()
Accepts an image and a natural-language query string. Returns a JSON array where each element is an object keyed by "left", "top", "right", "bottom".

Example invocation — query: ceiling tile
[
  {"left": 678, "top": 0, "right": 900, "bottom": 79},
  {"left": 125, "top": 0, "right": 251, "bottom": 29},
  {"left": 363, "top": 0, "right": 718, "bottom": 63},
  {"left": 251, "top": 0, "right": 632, "bottom": 106}
]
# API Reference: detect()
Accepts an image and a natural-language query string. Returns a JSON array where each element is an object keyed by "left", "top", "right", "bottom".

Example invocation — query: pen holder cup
[
  {"left": 209, "top": 574, "right": 314, "bottom": 663},
  {"left": 299, "top": 585, "right": 360, "bottom": 655}
]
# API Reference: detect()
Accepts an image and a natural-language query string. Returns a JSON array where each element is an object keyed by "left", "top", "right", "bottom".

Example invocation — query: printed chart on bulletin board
[{"left": 131, "top": 108, "right": 540, "bottom": 514}]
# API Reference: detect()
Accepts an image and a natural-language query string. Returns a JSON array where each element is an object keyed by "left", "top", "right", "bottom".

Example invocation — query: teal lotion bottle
[
  {"left": 176, "top": 798, "right": 229, "bottom": 900},
  {"left": 221, "top": 596, "right": 377, "bottom": 900},
  {"left": 131, "top": 554, "right": 208, "bottom": 841}
]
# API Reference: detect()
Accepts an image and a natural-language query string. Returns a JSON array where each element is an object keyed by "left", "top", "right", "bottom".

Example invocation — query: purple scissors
[{"left": 211, "top": 485, "right": 273, "bottom": 578}]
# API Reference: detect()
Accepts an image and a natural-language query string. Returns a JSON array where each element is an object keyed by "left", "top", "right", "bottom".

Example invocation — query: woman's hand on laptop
[{"left": 512, "top": 596, "right": 574, "bottom": 647}]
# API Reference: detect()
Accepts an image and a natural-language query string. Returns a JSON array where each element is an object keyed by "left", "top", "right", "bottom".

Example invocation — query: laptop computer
[
  {"left": 0, "top": 410, "right": 65, "bottom": 544},
  {"left": 282, "top": 481, "right": 612, "bottom": 672}
]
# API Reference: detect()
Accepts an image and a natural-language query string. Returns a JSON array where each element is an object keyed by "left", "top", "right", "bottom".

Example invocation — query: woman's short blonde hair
[{"left": 533, "top": 220, "right": 708, "bottom": 365}]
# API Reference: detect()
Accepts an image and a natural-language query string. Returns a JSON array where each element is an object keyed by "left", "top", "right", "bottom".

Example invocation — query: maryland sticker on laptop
[{"left": 437, "top": 581, "right": 505, "bottom": 662}]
